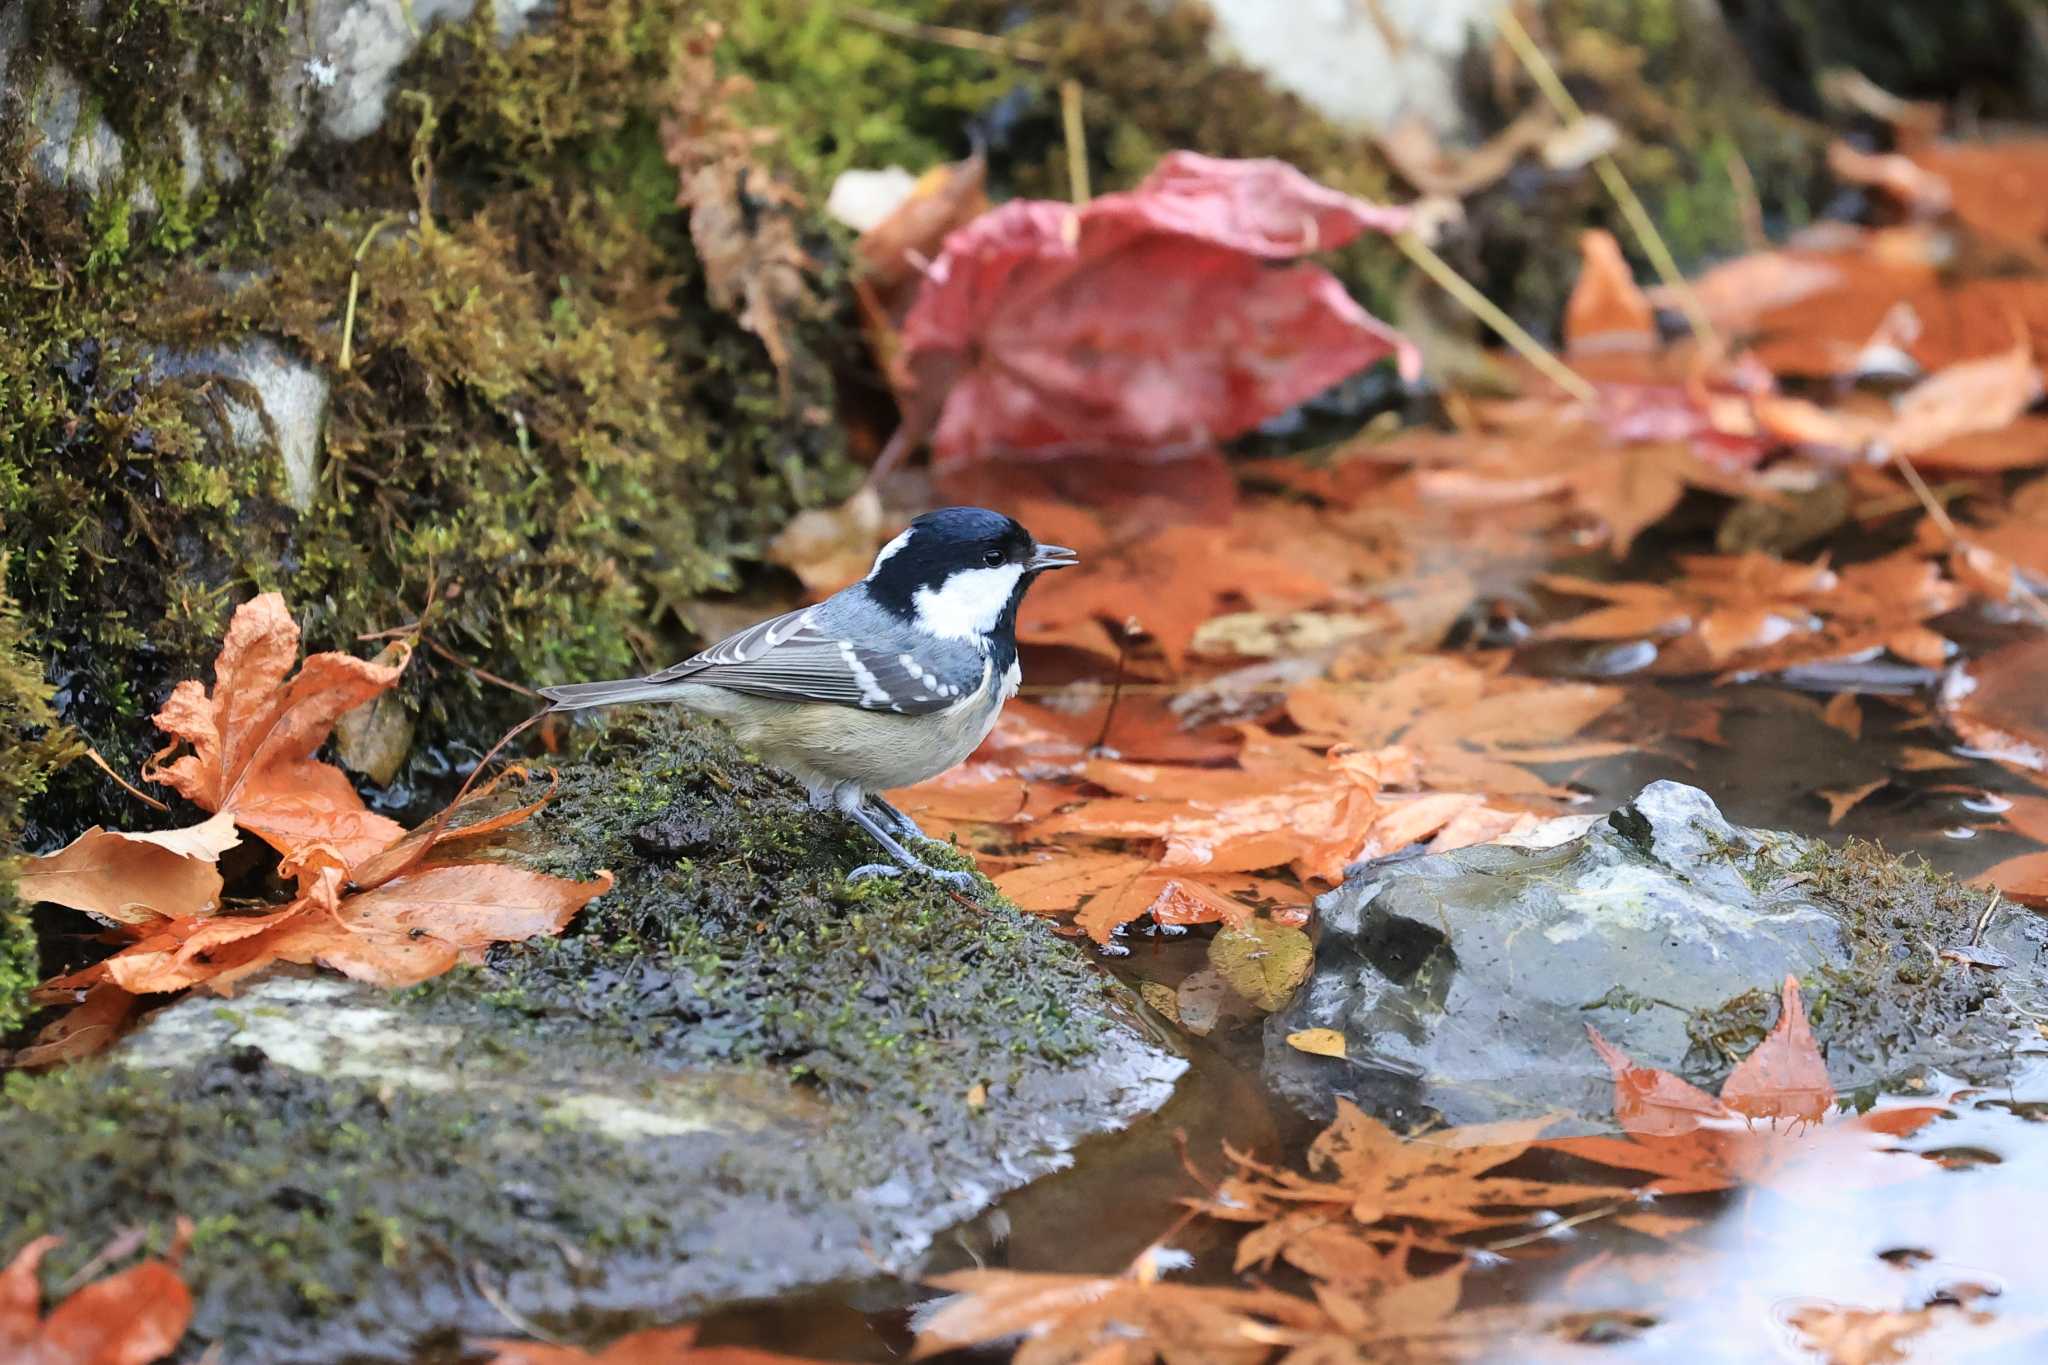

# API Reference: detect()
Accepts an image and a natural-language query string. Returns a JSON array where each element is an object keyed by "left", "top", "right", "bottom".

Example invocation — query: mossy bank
[{"left": 0, "top": 711, "right": 1183, "bottom": 1363}]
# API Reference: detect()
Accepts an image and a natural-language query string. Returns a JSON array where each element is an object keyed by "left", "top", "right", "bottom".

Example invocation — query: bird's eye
[{"left": 983, "top": 548, "right": 1005, "bottom": 567}]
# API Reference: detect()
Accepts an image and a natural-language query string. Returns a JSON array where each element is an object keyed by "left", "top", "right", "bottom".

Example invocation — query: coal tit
[{"left": 540, "top": 507, "right": 1078, "bottom": 890}]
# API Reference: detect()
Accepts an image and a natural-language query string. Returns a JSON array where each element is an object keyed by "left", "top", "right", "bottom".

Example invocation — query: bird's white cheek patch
[{"left": 912, "top": 565, "right": 1025, "bottom": 641}]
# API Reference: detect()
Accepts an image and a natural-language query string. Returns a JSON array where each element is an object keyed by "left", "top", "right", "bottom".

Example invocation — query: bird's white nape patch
[
  {"left": 911, "top": 564, "right": 1025, "bottom": 642},
  {"left": 866, "top": 527, "right": 916, "bottom": 578}
]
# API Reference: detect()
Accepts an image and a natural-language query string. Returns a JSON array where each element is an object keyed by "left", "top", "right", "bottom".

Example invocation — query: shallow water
[{"left": 691, "top": 676, "right": 2048, "bottom": 1361}]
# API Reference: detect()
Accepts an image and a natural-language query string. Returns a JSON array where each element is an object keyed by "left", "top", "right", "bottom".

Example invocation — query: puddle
[{"left": 687, "top": 676, "right": 2048, "bottom": 1361}]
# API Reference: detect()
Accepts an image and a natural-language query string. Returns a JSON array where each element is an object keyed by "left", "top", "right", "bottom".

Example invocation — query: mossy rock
[
  {"left": 1266, "top": 781, "right": 2045, "bottom": 1130},
  {"left": 0, "top": 711, "right": 1183, "bottom": 1362},
  {"left": 1, "top": 0, "right": 866, "bottom": 843}
]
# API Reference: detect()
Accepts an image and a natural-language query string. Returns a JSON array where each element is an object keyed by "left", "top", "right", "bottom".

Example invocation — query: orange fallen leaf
[
  {"left": 1022, "top": 523, "right": 1335, "bottom": 671},
  {"left": 0, "top": 1224, "right": 192, "bottom": 1365},
  {"left": 1547, "top": 977, "right": 1944, "bottom": 1195},
  {"left": 6, "top": 983, "right": 141, "bottom": 1068},
  {"left": 1822, "top": 692, "right": 1863, "bottom": 740},
  {"left": 1564, "top": 229, "right": 1656, "bottom": 353},
  {"left": 1819, "top": 777, "right": 1887, "bottom": 826},
  {"left": 1883, "top": 342, "right": 2043, "bottom": 459},
  {"left": 143, "top": 592, "right": 410, "bottom": 870},
  {"left": 17, "top": 812, "right": 240, "bottom": 927}
]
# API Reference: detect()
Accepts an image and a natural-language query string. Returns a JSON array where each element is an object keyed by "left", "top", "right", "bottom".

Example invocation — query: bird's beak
[{"left": 1027, "top": 543, "right": 1079, "bottom": 571}]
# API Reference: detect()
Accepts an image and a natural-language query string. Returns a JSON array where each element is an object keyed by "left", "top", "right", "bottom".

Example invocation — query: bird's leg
[
  {"left": 867, "top": 793, "right": 933, "bottom": 843},
  {"left": 844, "top": 804, "right": 980, "bottom": 893}
]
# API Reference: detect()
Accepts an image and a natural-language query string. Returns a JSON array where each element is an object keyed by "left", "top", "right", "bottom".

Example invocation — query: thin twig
[
  {"left": 1483, "top": 1200, "right": 1630, "bottom": 1252},
  {"left": 839, "top": 4, "right": 1049, "bottom": 62},
  {"left": 83, "top": 747, "right": 169, "bottom": 812},
  {"left": 1495, "top": 7, "right": 1720, "bottom": 351},
  {"left": 1089, "top": 621, "right": 1136, "bottom": 754},
  {"left": 420, "top": 635, "right": 544, "bottom": 699},
  {"left": 472, "top": 1267, "right": 567, "bottom": 1347},
  {"left": 1396, "top": 231, "right": 1599, "bottom": 403},
  {"left": 1061, "top": 79, "right": 1091, "bottom": 205}
]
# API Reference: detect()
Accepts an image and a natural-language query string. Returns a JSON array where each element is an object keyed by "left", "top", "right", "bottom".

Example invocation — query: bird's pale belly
[{"left": 672, "top": 667, "right": 1010, "bottom": 796}]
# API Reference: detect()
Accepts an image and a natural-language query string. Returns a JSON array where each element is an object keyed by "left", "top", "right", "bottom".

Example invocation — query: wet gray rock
[{"left": 1266, "top": 781, "right": 2046, "bottom": 1129}]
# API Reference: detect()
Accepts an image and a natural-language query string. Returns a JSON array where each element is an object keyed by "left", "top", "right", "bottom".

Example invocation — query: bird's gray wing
[{"left": 644, "top": 605, "right": 978, "bottom": 716}]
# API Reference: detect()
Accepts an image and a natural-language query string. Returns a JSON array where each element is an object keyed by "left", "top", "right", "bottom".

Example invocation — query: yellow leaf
[{"left": 1286, "top": 1027, "right": 1347, "bottom": 1058}]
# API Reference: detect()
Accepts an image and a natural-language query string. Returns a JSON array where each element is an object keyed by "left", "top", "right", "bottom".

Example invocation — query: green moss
[
  {"left": 0, "top": 566, "right": 79, "bottom": 1035},
  {"left": 1685, "top": 839, "right": 2009, "bottom": 1086},
  {"left": 1, "top": 0, "right": 864, "bottom": 842},
  {"left": 436, "top": 709, "right": 1104, "bottom": 1103}
]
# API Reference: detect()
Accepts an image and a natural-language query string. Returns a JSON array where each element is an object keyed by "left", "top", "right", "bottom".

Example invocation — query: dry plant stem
[
  {"left": 1495, "top": 6, "right": 1721, "bottom": 350},
  {"left": 1396, "top": 231, "right": 1599, "bottom": 403},
  {"left": 1061, "top": 78, "right": 1092, "bottom": 205},
  {"left": 84, "top": 747, "right": 170, "bottom": 811},
  {"left": 1891, "top": 448, "right": 2048, "bottom": 627},
  {"left": 1483, "top": 1200, "right": 1630, "bottom": 1252},
  {"left": 473, "top": 1267, "right": 568, "bottom": 1347},
  {"left": 839, "top": 4, "right": 1049, "bottom": 62},
  {"left": 337, "top": 214, "right": 401, "bottom": 373}
]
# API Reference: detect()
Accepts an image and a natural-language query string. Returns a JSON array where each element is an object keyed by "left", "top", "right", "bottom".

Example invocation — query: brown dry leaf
[
  {"left": 1822, "top": 692, "right": 1864, "bottom": 739},
  {"left": 1542, "top": 549, "right": 1965, "bottom": 679},
  {"left": 1564, "top": 229, "right": 1656, "bottom": 353},
  {"left": 0, "top": 1225, "right": 192, "bottom": 1365},
  {"left": 241, "top": 863, "right": 619, "bottom": 991},
  {"left": 1819, "top": 778, "right": 1887, "bottom": 826},
  {"left": 766, "top": 485, "right": 886, "bottom": 596},
  {"left": 143, "top": 593, "right": 409, "bottom": 870},
  {"left": 51, "top": 847, "right": 613, "bottom": 999},
  {"left": 1884, "top": 342, "right": 2043, "bottom": 459},
  {"left": 1906, "top": 138, "right": 2048, "bottom": 254},
  {"left": 1979, "top": 851, "right": 2048, "bottom": 905},
  {"left": 911, "top": 1270, "right": 1314, "bottom": 1365},
  {"left": 17, "top": 811, "right": 240, "bottom": 927},
  {"left": 7, "top": 983, "right": 140, "bottom": 1068},
  {"left": 660, "top": 23, "right": 820, "bottom": 406}
]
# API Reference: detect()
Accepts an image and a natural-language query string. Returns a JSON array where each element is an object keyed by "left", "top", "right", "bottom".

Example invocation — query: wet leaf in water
[
  {"left": 1207, "top": 919, "right": 1313, "bottom": 1011},
  {"left": 1287, "top": 1027, "right": 1348, "bottom": 1058}
]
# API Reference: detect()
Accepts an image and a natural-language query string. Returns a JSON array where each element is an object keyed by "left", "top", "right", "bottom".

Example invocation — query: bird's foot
[{"left": 846, "top": 861, "right": 979, "bottom": 893}]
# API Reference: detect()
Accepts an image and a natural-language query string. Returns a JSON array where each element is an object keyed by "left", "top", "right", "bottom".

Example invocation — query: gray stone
[
  {"left": 1265, "top": 781, "right": 2044, "bottom": 1130},
  {"left": 0, "top": 0, "right": 550, "bottom": 212},
  {"left": 1204, "top": 0, "right": 1500, "bottom": 137},
  {"left": 298, "top": 0, "right": 550, "bottom": 142},
  {"left": 150, "top": 337, "right": 332, "bottom": 512}
]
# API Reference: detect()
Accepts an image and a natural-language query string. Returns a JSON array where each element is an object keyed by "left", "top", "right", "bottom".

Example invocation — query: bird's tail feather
[{"left": 539, "top": 677, "right": 696, "bottom": 711}]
